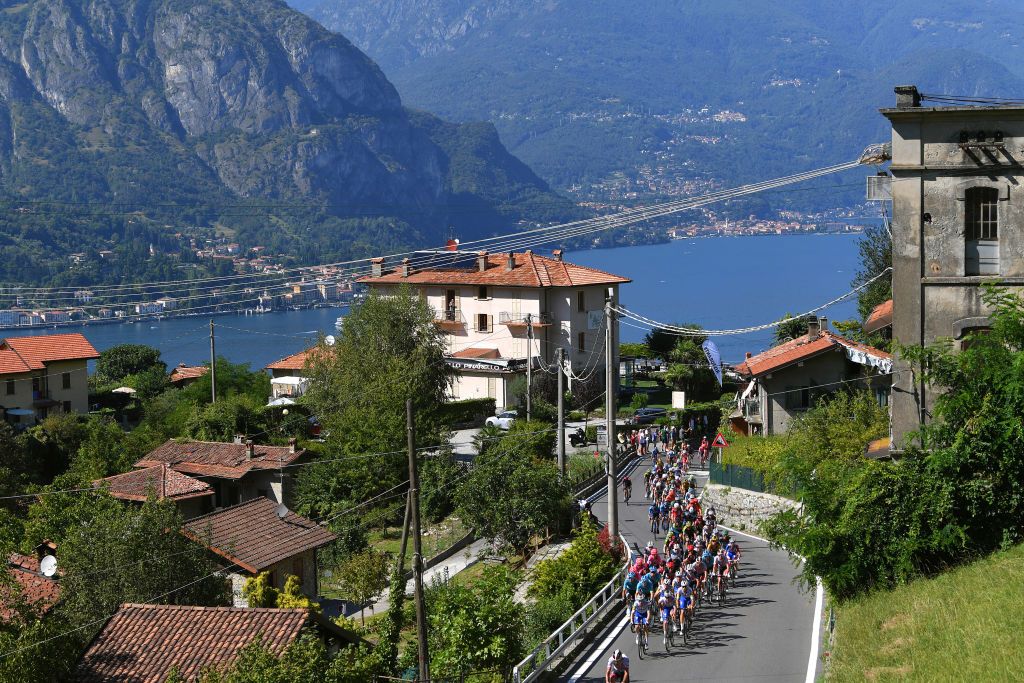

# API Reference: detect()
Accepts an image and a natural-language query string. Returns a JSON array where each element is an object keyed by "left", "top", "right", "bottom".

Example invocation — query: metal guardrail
[{"left": 511, "top": 533, "right": 636, "bottom": 683}]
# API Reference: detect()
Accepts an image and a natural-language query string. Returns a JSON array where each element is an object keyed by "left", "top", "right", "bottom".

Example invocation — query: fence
[
  {"left": 510, "top": 534, "right": 635, "bottom": 683},
  {"left": 709, "top": 461, "right": 767, "bottom": 493}
]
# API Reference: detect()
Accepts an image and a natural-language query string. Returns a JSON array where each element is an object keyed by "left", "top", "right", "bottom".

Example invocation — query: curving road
[{"left": 561, "top": 458, "right": 820, "bottom": 683}]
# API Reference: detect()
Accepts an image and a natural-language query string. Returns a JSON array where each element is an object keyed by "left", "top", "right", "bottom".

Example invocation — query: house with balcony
[
  {"left": 730, "top": 317, "right": 892, "bottom": 436},
  {"left": 0, "top": 333, "right": 99, "bottom": 425},
  {"left": 358, "top": 249, "right": 630, "bottom": 411}
]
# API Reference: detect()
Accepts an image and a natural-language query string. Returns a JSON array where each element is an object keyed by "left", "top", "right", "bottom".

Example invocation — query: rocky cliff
[{"left": 0, "top": 0, "right": 572, "bottom": 285}]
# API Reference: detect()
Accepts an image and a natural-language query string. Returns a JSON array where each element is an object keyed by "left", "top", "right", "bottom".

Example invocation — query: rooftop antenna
[{"left": 39, "top": 555, "right": 57, "bottom": 578}]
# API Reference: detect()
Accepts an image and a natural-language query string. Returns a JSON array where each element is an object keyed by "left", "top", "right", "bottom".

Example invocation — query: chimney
[
  {"left": 245, "top": 439, "right": 255, "bottom": 459},
  {"left": 894, "top": 85, "right": 921, "bottom": 109},
  {"left": 552, "top": 249, "right": 563, "bottom": 262},
  {"left": 745, "top": 352, "right": 752, "bottom": 359},
  {"left": 34, "top": 540, "right": 56, "bottom": 563},
  {"left": 807, "top": 318, "right": 821, "bottom": 341},
  {"left": 401, "top": 258, "right": 411, "bottom": 278},
  {"left": 288, "top": 437, "right": 297, "bottom": 454},
  {"left": 370, "top": 257, "right": 384, "bottom": 277},
  {"left": 445, "top": 238, "right": 460, "bottom": 252},
  {"left": 477, "top": 251, "right": 488, "bottom": 272},
  {"left": 233, "top": 434, "right": 244, "bottom": 445},
  {"left": 818, "top": 316, "right": 828, "bottom": 334},
  {"left": 506, "top": 252, "right": 515, "bottom": 271}
]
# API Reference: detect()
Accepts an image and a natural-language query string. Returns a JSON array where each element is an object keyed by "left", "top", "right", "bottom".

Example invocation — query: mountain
[
  {"left": 0, "top": 0, "right": 573, "bottom": 287},
  {"left": 299, "top": 0, "right": 1024, "bottom": 213}
]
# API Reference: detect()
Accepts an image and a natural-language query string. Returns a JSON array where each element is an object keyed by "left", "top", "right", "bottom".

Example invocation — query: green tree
[
  {"left": 57, "top": 496, "right": 230, "bottom": 630},
  {"left": 472, "top": 423, "right": 506, "bottom": 456},
  {"left": 663, "top": 327, "right": 718, "bottom": 402},
  {"left": 421, "top": 452, "right": 462, "bottom": 523},
  {"left": 569, "top": 373, "right": 604, "bottom": 429},
  {"left": 620, "top": 342, "right": 650, "bottom": 358},
  {"left": 184, "top": 394, "right": 269, "bottom": 442},
  {"left": 644, "top": 327, "right": 677, "bottom": 360},
  {"left": 528, "top": 518, "right": 616, "bottom": 608},
  {"left": 296, "top": 289, "right": 452, "bottom": 517},
  {"left": 95, "top": 344, "right": 165, "bottom": 384},
  {"left": 182, "top": 358, "right": 270, "bottom": 406},
  {"left": 196, "top": 636, "right": 381, "bottom": 683},
  {"left": 332, "top": 548, "right": 390, "bottom": 624},
  {"left": 427, "top": 566, "right": 524, "bottom": 681},
  {"left": 853, "top": 223, "right": 893, "bottom": 321},
  {"left": 773, "top": 314, "right": 810, "bottom": 345}
]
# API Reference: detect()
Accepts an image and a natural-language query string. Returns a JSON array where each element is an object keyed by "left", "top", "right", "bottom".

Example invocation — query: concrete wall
[
  {"left": 759, "top": 347, "right": 850, "bottom": 436},
  {"left": 229, "top": 548, "right": 319, "bottom": 607},
  {"left": 0, "top": 359, "right": 90, "bottom": 422},
  {"left": 885, "top": 102, "right": 1024, "bottom": 449}
]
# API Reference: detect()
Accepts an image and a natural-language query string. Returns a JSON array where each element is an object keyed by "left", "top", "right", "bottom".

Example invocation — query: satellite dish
[
  {"left": 275, "top": 503, "right": 289, "bottom": 519},
  {"left": 324, "top": 335, "right": 336, "bottom": 346},
  {"left": 39, "top": 555, "right": 57, "bottom": 578}
]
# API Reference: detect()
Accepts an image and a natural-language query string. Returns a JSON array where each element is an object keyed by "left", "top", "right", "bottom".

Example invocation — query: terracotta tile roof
[
  {"left": 168, "top": 364, "right": 208, "bottom": 384},
  {"left": 864, "top": 299, "right": 893, "bottom": 334},
  {"left": 0, "top": 333, "right": 98, "bottom": 376},
  {"left": 735, "top": 331, "right": 892, "bottom": 377},
  {"left": 451, "top": 347, "right": 501, "bottom": 359},
  {"left": 358, "top": 250, "right": 631, "bottom": 289},
  {"left": 136, "top": 440, "right": 305, "bottom": 480},
  {"left": 1, "top": 553, "right": 61, "bottom": 621},
  {"left": 72, "top": 604, "right": 309, "bottom": 682},
  {"left": 266, "top": 348, "right": 321, "bottom": 372},
  {"left": 96, "top": 465, "right": 213, "bottom": 503},
  {"left": 183, "top": 498, "right": 336, "bottom": 573}
]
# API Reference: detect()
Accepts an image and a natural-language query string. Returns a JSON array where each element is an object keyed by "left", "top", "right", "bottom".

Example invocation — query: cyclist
[
  {"left": 606, "top": 649, "right": 630, "bottom": 683},
  {"left": 713, "top": 549, "right": 729, "bottom": 599},
  {"left": 657, "top": 588, "right": 674, "bottom": 639},
  {"left": 675, "top": 581, "right": 692, "bottom": 634},
  {"left": 648, "top": 502, "right": 659, "bottom": 535},
  {"left": 622, "top": 571, "right": 639, "bottom": 604},
  {"left": 631, "top": 594, "right": 651, "bottom": 646},
  {"left": 622, "top": 475, "right": 632, "bottom": 505},
  {"left": 726, "top": 540, "right": 742, "bottom": 579}
]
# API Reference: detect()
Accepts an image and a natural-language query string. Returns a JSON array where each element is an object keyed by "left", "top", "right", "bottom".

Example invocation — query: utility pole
[
  {"left": 406, "top": 399, "right": 430, "bottom": 682},
  {"left": 556, "top": 346, "right": 566, "bottom": 478},
  {"left": 209, "top": 319, "right": 217, "bottom": 404},
  {"left": 604, "top": 294, "right": 619, "bottom": 541},
  {"left": 526, "top": 313, "right": 533, "bottom": 421}
]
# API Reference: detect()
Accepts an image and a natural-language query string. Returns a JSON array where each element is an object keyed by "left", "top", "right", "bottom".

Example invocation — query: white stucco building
[{"left": 359, "top": 249, "right": 630, "bottom": 411}]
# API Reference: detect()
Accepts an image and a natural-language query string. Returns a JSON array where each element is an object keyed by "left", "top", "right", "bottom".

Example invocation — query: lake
[{"left": 10, "top": 234, "right": 861, "bottom": 369}]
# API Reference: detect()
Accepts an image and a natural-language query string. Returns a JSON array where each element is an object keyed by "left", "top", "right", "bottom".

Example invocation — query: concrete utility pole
[
  {"left": 556, "top": 346, "right": 566, "bottom": 478},
  {"left": 526, "top": 313, "right": 533, "bottom": 421},
  {"left": 209, "top": 319, "right": 217, "bottom": 404},
  {"left": 604, "top": 294, "right": 619, "bottom": 540},
  {"left": 406, "top": 399, "right": 430, "bottom": 681}
]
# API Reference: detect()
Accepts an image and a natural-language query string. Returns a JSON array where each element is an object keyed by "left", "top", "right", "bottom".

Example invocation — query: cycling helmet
[
  {"left": 613, "top": 649, "right": 623, "bottom": 661},
  {"left": 628, "top": 571, "right": 637, "bottom": 580}
]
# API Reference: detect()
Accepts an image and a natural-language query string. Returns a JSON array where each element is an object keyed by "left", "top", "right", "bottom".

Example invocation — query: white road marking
[
  {"left": 568, "top": 614, "right": 630, "bottom": 683},
  {"left": 805, "top": 577, "right": 824, "bottom": 683}
]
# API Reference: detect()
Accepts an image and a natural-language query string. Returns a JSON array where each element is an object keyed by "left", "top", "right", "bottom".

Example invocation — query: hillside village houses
[
  {"left": 882, "top": 85, "right": 1024, "bottom": 454},
  {"left": 0, "top": 333, "right": 99, "bottom": 425},
  {"left": 358, "top": 249, "right": 630, "bottom": 411}
]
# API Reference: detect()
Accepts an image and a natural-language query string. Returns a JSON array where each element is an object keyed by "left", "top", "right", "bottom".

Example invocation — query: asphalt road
[{"left": 561, "top": 456, "right": 817, "bottom": 683}]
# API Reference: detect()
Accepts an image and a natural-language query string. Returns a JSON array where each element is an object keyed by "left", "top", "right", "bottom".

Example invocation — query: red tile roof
[
  {"left": 96, "top": 465, "right": 213, "bottom": 503},
  {"left": 136, "top": 440, "right": 305, "bottom": 480},
  {"left": 72, "top": 604, "right": 309, "bottom": 682},
  {"left": 1, "top": 553, "right": 61, "bottom": 621},
  {"left": 183, "top": 498, "right": 336, "bottom": 573},
  {"left": 864, "top": 299, "right": 893, "bottom": 334},
  {"left": 358, "top": 250, "right": 631, "bottom": 289},
  {"left": 168, "top": 364, "right": 208, "bottom": 384},
  {"left": 266, "top": 348, "right": 319, "bottom": 372},
  {"left": 451, "top": 347, "right": 501, "bottom": 359},
  {"left": 735, "top": 331, "right": 892, "bottom": 377},
  {"left": 0, "top": 333, "right": 98, "bottom": 375}
]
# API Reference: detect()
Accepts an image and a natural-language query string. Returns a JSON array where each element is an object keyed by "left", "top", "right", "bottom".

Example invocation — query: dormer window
[{"left": 965, "top": 186, "right": 999, "bottom": 275}]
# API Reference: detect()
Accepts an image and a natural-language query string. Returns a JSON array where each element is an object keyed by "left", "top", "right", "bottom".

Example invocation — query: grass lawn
[
  {"left": 369, "top": 515, "right": 469, "bottom": 559},
  {"left": 828, "top": 543, "right": 1024, "bottom": 681}
]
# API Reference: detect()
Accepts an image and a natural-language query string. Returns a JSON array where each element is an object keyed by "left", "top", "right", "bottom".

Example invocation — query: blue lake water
[{"left": 11, "top": 234, "right": 861, "bottom": 369}]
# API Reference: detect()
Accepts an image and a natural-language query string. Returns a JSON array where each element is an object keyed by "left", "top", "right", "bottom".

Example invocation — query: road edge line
[
  {"left": 567, "top": 614, "right": 630, "bottom": 683},
  {"left": 805, "top": 576, "right": 824, "bottom": 683}
]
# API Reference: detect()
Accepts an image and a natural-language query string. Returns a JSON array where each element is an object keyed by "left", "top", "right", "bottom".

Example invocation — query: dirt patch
[
  {"left": 863, "top": 664, "right": 912, "bottom": 681},
  {"left": 879, "top": 636, "right": 910, "bottom": 657},
  {"left": 880, "top": 613, "right": 910, "bottom": 632}
]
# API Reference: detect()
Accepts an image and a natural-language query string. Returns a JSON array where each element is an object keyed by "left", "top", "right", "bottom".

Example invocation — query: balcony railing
[
  {"left": 433, "top": 308, "right": 465, "bottom": 329},
  {"left": 743, "top": 398, "right": 760, "bottom": 417},
  {"left": 499, "top": 311, "right": 551, "bottom": 327}
]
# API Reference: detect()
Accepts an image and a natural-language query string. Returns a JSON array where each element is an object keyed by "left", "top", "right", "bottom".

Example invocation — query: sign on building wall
[{"left": 587, "top": 310, "right": 604, "bottom": 330}]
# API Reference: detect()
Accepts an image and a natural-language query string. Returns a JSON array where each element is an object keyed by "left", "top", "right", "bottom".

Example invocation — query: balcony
[
  {"left": 499, "top": 312, "right": 552, "bottom": 330},
  {"left": 434, "top": 308, "right": 466, "bottom": 331}
]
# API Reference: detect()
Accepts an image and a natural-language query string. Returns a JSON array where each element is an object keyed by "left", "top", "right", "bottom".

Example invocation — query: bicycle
[
  {"left": 634, "top": 622, "right": 649, "bottom": 659},
  {"left": 663, "top": 613, "right": 673, "bottom": 652},
  {"left": 729, "top": 560, "right": 738, "bottom": 588},
  {"left": 717, "top": 573, "right": 728, "bottom": 604},
  {"left": 624, "top": 484, "right": 632, "bottom": 505}
]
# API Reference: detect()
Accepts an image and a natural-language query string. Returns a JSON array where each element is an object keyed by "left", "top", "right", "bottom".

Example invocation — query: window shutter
[{"left": 488, "top": 314, "right": 493, "bottom": 332}]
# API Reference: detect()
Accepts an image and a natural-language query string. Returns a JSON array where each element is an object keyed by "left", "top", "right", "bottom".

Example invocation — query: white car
[{"left": 485, "top": 410, "right": 518, "bottom": 430}]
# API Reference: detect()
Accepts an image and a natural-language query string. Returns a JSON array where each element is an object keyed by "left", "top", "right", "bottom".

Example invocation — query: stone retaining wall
[{"left": 702, "top": 483, "right": 798, "bottom": 532}]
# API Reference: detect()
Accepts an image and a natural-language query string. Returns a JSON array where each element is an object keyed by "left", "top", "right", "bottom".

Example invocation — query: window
[
  {"left": 577, "top": 291, "right": 586, "bottom": 313},
  {"left": 476, "top": 314, "right": 492, "bottom": 333},
  {"left": 61, "top": 372, "right": 71, "bottom": 390},
  {"left": 31, "top": 377, "right": 39, "bottom": 395},
  {"left": 5, "top": 380, "right": 13, "bottom": 395},
  {"left": 965, "top": 186, "right": 999, "bottom": 275},
  {"left": 577, "top": 332, "right": 586, "bottom": 353},
  {"left": 785, "top": 385, "right": 810, "bottom": 411},
  {"left": 477, "top": 286, "right": 489, "bottom": 300},
  {"left": 444, "top": 289, "right": 458, "bottom": 320},
  {"left": 62, "top": 401, "right": 71, "bottom": 413}
]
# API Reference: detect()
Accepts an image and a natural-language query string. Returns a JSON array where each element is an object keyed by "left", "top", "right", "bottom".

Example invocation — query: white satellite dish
[
  {"left": 275, "top": 503, "right": 289, "bottom": 519},
  {"left": 324, "top": 335, "right": 336, "bottom": 346},
  {"left": 39, "top": 555, "right": 57, "bottom": 578}
]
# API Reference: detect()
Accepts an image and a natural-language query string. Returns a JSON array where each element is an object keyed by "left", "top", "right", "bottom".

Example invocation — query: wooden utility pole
[
  {"left": 209, "top": 319, "right": 217, "bottom": 404},
  {"left": 604, "top": 295, "right": 619, "bottom": 540},
  {"left": 406, "top": 399, "right": 430, "bottom": 681},
  {"left": 556, "top": 346, "right": 566, "bottom": 478},
  {"left": 526, "top": 313, "right": 533, "bottom": 421}
]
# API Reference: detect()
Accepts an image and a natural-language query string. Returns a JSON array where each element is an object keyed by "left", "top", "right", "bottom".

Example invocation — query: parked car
[
  {"left": 485, "top": 410, "right": 518, "bottom": 430},
  {"left": 628, "top": 407, "right": 667, "bottom": 425}
]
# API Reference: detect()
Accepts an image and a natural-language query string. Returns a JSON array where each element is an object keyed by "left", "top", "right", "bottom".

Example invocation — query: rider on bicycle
[
  {"left": 631, "top": 594, "right": 651, "bottom": 644},
  {"left": 606, "top": 649, "right": 630, "bottom": 682},
  {"left": 622, "top": 475, "right": 632, "bottom": 503}
]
